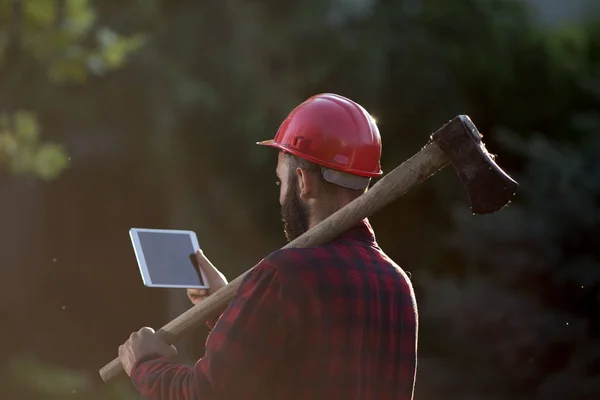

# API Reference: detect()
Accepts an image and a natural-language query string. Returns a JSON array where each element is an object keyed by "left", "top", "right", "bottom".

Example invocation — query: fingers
[
  {"left": 131, "top": 327, "right": 154, "bottom": 340},
  {"left": 139, "top": 327, "right": 155, "bottom": 335},
  {"left": 187, "top": 288, "right": 209, "bottom": 304},
  {"left": 187, "top": 288, "right": 209, "bottom": 296}
]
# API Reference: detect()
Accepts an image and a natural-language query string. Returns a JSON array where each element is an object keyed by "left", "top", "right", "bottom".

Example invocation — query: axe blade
[{"left": 431, "top": 115, "right": 519, "bottom": 214}]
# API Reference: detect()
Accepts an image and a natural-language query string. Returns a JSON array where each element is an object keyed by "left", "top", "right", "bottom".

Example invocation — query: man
[{"left": 118, "top": 93, "right": 419, "bottom": 399}]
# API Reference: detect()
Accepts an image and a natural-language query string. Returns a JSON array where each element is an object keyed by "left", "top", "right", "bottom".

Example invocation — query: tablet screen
[{"left": 136, "top": 231, "right": 205, "bottom": 287}]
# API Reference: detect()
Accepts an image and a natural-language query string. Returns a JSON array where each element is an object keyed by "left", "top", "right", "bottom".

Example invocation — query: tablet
[{"left": 129, "top": 228, "right": 210, "bottom": 289}]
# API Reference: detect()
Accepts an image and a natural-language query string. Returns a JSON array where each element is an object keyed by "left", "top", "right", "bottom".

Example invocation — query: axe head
[{"left": 430, "top": 115, "right": 518, "bottom": 214}]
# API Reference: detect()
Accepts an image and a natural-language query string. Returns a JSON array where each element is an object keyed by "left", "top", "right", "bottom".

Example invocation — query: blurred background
[{"left": 0, "top": 0, "right": 599, "bottom": 399}]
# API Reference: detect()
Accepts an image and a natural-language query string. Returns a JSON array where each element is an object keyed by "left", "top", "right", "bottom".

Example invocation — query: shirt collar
[{"left": 333, "top": 218, "right": 377, "bottom": 245}]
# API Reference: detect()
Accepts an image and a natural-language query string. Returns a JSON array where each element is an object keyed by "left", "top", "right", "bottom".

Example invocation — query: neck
[
  {"left": 307, "top": 199, "right": 348, "bottom": 230},
  {"left": 308, "top": 213, "right": 327, "bottom": 230}
]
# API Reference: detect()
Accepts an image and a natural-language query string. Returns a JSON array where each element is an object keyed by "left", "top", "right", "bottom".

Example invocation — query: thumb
[
  {"left": 195, "top": 250, "right": 228, "bottom": 287},
  {"left": 161, "top": 344, "right": 177, "bottom": 359},
  {"left": 195, "top": 250, "right": 218, "bottom": 275}
]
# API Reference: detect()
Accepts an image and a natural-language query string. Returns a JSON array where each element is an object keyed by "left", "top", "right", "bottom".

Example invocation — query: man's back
[
  {"left": 130, "top": 219, "right": 417, "bottom": 400},
  {"left": 262, "top": 219, "right": 418, "bottom": 399}
]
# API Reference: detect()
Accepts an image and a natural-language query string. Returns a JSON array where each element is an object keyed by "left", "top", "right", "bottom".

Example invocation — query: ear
[{"left": 296, "top": 168, "right": 318, "bottom": 201}]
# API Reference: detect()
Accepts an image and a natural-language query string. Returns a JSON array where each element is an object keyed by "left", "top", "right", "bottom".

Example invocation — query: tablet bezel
[{"left": 129, "top": 228, "right": 210, "bottom": 289}]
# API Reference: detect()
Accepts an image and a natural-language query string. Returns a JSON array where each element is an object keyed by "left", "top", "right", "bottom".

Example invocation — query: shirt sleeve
[{"left": 129, "top": 252, "right": 301, "bottom": 400}]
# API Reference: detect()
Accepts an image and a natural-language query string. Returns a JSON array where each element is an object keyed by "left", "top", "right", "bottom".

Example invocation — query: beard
[{"left": 281, "top": 176, "right": 310, "bottom": 242}]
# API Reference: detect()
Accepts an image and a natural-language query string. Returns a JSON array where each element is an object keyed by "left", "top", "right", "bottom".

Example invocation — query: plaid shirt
[{"left": 131, "top": 219, "right": 418, "bottom": 400}]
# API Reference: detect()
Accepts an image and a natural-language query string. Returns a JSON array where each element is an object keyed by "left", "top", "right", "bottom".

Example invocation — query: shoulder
[
  {"left": 264, "top": 247, "right": 325, "bottom": 265},
  {"left": 253, "top": 247, "right": 326, "bottom": 280}
]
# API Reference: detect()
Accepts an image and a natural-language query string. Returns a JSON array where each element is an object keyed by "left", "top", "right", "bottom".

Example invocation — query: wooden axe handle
[{"left": 99, "top": 141, "right": 448, "bottom": 382}]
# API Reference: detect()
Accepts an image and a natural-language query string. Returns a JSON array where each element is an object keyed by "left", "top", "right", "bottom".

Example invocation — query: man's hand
[
  {"left": 118, "top": 327, "right": 177, "bottom": 376},
  {"left": 187, "top": 250, "right": 228, "bottom": 305}
]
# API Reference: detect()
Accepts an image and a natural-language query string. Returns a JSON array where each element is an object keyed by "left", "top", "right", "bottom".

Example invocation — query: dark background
[{"left": 0, "top": 0, "right": 599, "bottom": 399}]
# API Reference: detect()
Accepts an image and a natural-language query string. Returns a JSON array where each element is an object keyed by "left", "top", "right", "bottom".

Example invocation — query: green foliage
[
  {"left": 0, "top": 0, "right": 146, "bottom": 83},
  {"left": 0, "top": 0, "right": 145, "bottom": 181},
  {"left": 88, "top": 26, "right": 146, "bottom": 78},
  {"left": 0, "top": 111, "right": 69, "bottom": 180},
  {"left": 7, "top": 354, "right": 138, "bottom": 400}
]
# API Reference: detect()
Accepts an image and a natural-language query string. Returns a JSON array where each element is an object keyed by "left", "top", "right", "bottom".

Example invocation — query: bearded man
[{"left": 118, "top": 93, "right": 418, "bottom": 400}]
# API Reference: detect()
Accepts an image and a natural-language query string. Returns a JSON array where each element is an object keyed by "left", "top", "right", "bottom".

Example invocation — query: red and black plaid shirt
[{"left": 131, "top": 219, "right": 418, "bottom": 399}]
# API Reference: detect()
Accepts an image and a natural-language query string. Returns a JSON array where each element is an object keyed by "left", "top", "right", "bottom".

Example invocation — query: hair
[{"left": 284, "top": 153, "right": 367, "bottom": 202}]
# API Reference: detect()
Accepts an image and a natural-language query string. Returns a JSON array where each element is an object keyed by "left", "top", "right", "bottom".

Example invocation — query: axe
[{"left": 99, "top": 115, "right": 518, "bottom": 382}]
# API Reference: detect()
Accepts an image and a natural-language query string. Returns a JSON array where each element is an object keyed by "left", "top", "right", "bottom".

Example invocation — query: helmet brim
[
  {"left": 256, "top": 139, "right": 277, "bottom": 147},
  {"left": 256, "top": 139, "right": 382, "bottom": 178},
  {"left": 256, "top": 139, "right": 290, "bottom": 154}
]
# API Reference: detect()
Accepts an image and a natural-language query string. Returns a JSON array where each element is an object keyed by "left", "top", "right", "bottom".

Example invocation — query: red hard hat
[{"left": 257, "top": 93, "right": 382, "bottom": 178}]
